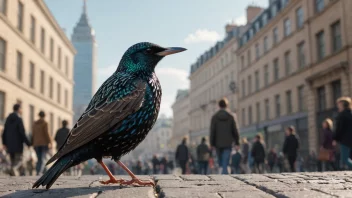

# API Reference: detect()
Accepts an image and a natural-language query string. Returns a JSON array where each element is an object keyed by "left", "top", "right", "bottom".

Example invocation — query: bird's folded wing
[{"left": 46, "top": 80, "right": 146, "bottom": 165}]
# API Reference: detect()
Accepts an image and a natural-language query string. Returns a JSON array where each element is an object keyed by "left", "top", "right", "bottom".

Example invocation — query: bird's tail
[{"left": 32, "top": 154, "right": 74, "bottom": 189}]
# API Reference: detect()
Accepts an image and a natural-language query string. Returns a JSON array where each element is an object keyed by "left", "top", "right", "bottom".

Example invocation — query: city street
[{"left": 2, "top": 172, "right": 352, "bottom": 197}]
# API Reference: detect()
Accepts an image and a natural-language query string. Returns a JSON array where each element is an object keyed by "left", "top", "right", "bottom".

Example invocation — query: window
[
  {"left": 255, "top": 70, "right": 259, "bottom": 91},
  {"left": 40, "top": 27, "right": 45, "bottom": 53},
  {"left": 241, "top": 79, "right": 246, "bottom": 97},
  {"left": 273, "top": 58, "right": 279, "bottom": 81},
  {"left": 58, "top": 47, "right": 62, "bottom": 69},
  {"left": 17, "top": 1, "right": 24, "bottom": 32},
  {"left": 65, "top": 56, "right": 69, "bottom": 76},
  {"left": 247, "top": 50, "right": 251, "bottom": 66},
  {"left": 255, "top": 43, "right": 260, "bottom": 60},
  {"left": 256, "top": 102, "right": 260, "bottom": 122},
  {"left": 30, "top": 15, "right": 36, "bottom": 43},
  {"left": 297, "top": 41, "right": 306, "bottom": 68},
  {"left": 296, "top": 7, "right": 304, "bottom": 29},
  {"left": 40, "top": 70, "right": 45, "bottom": 94},
  {"left": 263, "top": 36, "right": 268, "bottom": 53},
  {"left": 265, "top": 99, "right": 270, "bottom": 120},
  {"left": 49, "top": 77, "right": 53, "bottom": 99},
  {"left": 284, "top": 18, "right": 291, "bottom": 37},
  {"left": 241, "top": 56, "right": 244, "bottom": 69},
  {"left": 262, "top": 13, "right": 268, "bottom": 25},
  {"left": 64, "top": 89, "right": 68, "bottom": 108},
  {"left": 275, "top": 94, "right": 281, "bottom": 117},
  {"left": 29, "top": 105, "right": 34, "bottom": 133},
  {"left": 58, "top": 117, "right": 61, "bottom": 130},
  {"left": 298, "top": 85, "right": 305, "bottom": 111},
  {"left": 264, "top": 65, "right": 269, "bottom": 86},
  {"left": 315, "top": 0, "right": 324, "bottom": 12},
  {"left": 273, "top": 27, "right": 279, "bottom": 45},
  {"left": 271, "top": 3, "right": 277, "bottom": 17},
  {"left": 331, "top": 21, "right": 342, "bottom": 53},
  {"left": 281, "top": 0, "right": 289, "bottom": 7},
  {"left": 286, "top": 90, "right": 292, "bottom": 114},
  {"left": 0, "top": 91, "right": 4, "bottom": 122},
  {"left": 316, "top": 31, "right": 325, "bottom": 61},
  {"left": 284, "top": 51, "right": 291, "bottom": 76},
  {"left": 248, "top": 106, "right": 252, "bottom": 125},
  {"left": 50, "top": 113, "right": 54, "bottom": 135},
  {"left": 50, "top": 38, "right": 54, "bottom": 62},
  {"left": 29, "top": 62, "right": 35, "bottom": 88},
  {"left": 317, "top": 86, "right": 326, "bottom": 111},
  {"left": 57, "top": 83, "right": 61, "bottom": 103},
  {"left": 248, "top": 75, "right": 252, "bottom": 94},
  {"left": 0, "top": 0, "right": 7, "bottom": 15},
  {"left": 0, "top": 37, "right": 6, "bottom": 71},
  {"left": 16, "top": 51, "right": 23, "bottom": 81},
  {"left": 331, "top": 80, "right": 341, "bottom": 104},
  {"left": 242, "top": 108, "right": 246, "bottom": 126}
]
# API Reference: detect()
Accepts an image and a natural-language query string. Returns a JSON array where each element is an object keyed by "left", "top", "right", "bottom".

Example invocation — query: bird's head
[{"left": 117, "top": 42, "right": 186, "bottom": 75}]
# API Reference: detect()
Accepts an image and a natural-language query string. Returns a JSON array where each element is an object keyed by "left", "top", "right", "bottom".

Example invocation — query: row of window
[{"left": 0, "top": 0, "right": 71, "bottom": 77}]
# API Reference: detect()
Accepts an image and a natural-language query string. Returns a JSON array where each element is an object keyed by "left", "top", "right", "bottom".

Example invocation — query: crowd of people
[{"left": 173, "top": 96, "right": 352, "bottom": 175}]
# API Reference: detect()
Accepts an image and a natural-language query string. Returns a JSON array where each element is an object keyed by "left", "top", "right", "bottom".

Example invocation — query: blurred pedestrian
[
  {"left": 2, "top": 104, "right": 31, "bottom": 176},
  {"left": 175, "top": 137, "right": 189, "bottom": 174},
  {"left": 152, "top": 155, "right": 160, "bottom": 174},
  {"left": 267, "top": 148, "right": 277, "bottom": 173},
  {"left": 251, "top": 135, "right": 265, "bottom": 173},
  {"left": 197, "top": 137, "right": 210, "bottom": 175},
  {"left": 160, "top": 156, "right": 168, "bottom": 174},
  {"left": 231, "top": 145, "right": 241, "bottom": 174},
  {"left": 210, "top": 98, "right": 239, "bottom": 174},
  {"left": 333, "top": 97, "right": 352, "bottom": 170},
  {"left": 241, "top": 138, "right": 250, "bottom": 174},
  {"left": 277, "top": 152, "right": 284, "bottom": 173},
  {"left": 283, "top": 126, "right": 299, "bottom": 172},
  {"left": 55, "top": 120, "right": 70, "bottom": 151},
  {"left": 318, "top": 118, "right": 337, "bottom": 171},
  {"left": 32, "top": 111, "right": 52, "bottom": 175}
]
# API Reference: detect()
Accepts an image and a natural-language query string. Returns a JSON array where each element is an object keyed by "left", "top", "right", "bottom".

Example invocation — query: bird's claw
[
  {"left": 100, "top": 178, "right": 125, "bottom": 185},
  {"left": 120, "top": 177, "right": 155, "bottom": 187}
]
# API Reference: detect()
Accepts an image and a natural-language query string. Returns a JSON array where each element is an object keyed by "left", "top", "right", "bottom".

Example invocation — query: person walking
[
  {"left": 32, "top": 111, "right": 52, "bottom": 175},
  {"left": 55, "top": 120, "right": 70, "bottom": 151},
  {"left": 283, "top": 126, "right": 299, "bottom": 172},
  {"left": 241, "top": 138, "right": 250, "bottom": 174},
  {"left": 210, "top": 98, "right": 240, "bottom": 174},
  {"left": 251, "top": 135, "right": 266, "bottom": 173},
  {"left": 2, "top": 104, "right": 31, "bottom": 176},
  {"left": 333, "top": 97, "right": 352, "bottom": 170},
  {"left": 175, "top": 137, "right": 189, "bottom": 174},
  {"left": 267, "top": 148, "right": 277, "bottom": 173},
  {"left": 231, "top": 145, "right": 242, "bottom": 174},
  {"left": 196, "top": 137, "right": 210, "bottom": 175},
  {"left": 151, "top": 155, "right": 160, "bottom": 174},
  {"left": 317, "top": 118, "right": 337, "bottom": 171}
]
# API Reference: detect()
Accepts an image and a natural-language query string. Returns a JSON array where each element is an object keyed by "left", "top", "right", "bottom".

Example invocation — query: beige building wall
[
  {"left": 237, "top": 0, "right": 352, "bottom": 154},
  {"left": 0, "top": 0, "right": 75, "bottom": 145}
]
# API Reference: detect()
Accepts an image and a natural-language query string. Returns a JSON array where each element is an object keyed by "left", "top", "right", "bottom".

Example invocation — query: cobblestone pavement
[{"left": 2, "top": 172, "right": 352, "bottom": 197}]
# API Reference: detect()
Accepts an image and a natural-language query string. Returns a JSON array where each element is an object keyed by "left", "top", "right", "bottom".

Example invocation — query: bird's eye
[{"left": 144, "top": 48, "right": 153, "bottom": 54}]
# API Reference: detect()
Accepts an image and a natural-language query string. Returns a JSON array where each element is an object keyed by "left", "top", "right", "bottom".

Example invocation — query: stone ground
[{"left": 2, "top": 172, "right": 352, "bottom": 197}]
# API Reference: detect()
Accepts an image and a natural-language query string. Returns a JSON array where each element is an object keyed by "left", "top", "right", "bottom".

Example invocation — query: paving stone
[
  {"left": 179, "top": 175, "right": 211, "bottom": 181},
  {"left": 219, "top": 191, "right": 276, "bottom": 198},
  {"left": 154, "top": 175, "right": 181, "bottom": 181}
]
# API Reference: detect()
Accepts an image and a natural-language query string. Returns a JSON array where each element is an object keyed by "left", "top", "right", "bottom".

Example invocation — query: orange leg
[
  {"left": 116, "top": 161, "right": 155, "bottom": 187},
  {"left": 98, "top": 161, "right": 125, "bottom": 185}
]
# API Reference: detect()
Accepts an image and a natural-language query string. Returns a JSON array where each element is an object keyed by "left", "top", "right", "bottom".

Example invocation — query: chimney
[
  {"left": 225, "top": 24, "right": 237, "bottom": 34},
  {"left": 246, "top": 5, "right": 264, "bottom": 24}
]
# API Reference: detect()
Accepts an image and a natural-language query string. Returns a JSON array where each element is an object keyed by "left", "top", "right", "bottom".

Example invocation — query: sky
[{"left": 45, "top": 0, "right": 269, "bottom": 117}]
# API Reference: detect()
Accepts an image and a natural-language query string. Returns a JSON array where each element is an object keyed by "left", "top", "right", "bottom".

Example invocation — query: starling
[{"left": 32, "top": 42, "right": 186, "bottom": 189}]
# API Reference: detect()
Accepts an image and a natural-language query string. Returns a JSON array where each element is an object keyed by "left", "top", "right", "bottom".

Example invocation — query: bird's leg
[
  {"left": 116, "top": 161, "right": 155, "bottom": 187},
  {"left": 98, "top": 161, "right": 125, "bottom": 185}
]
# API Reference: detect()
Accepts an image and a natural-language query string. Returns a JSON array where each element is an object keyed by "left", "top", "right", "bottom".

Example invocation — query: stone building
[
  {"left": 237, "top": 0, "right": 352, "bottom": 154},
  {"left": 170, "top": 89, "right": 190, "bottom": 149},
  {"left": 0, "top": 0, "right": 75, "bottom": 143}
]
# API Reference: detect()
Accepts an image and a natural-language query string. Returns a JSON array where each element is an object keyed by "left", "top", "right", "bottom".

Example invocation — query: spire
[{"left": 83, "top": 0, "right": 87, "bottom": 14}]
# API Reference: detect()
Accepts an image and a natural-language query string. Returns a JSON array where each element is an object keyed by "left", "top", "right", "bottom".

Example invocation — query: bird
[{"left": 32, "top": 42, "right": 186, "bottom": 189}]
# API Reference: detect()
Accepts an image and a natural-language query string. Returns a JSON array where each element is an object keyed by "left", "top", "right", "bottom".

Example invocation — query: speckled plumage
[{"left": 33, "top": 42, "right": 182, "bottom": 189}]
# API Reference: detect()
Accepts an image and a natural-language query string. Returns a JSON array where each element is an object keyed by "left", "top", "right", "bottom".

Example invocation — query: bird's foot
[
  {"left": 120, "top": 177, "right": 155, "bottom": 187},
  {"left": 100, "top": 177, "right": 125, "bottom": 185}
]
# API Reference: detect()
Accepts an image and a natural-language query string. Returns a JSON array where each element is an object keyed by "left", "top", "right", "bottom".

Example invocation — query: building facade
[
  {"left": 237, "top": 0, "right": 352, "bottom": 155},
  {"left": 71, "top": 0, "right": 97, "bottom": 122},
  {"left": 170, "top": 89, "right": 190, "bottom": 149},
  {"left": 188, "top": 24, "right": 247, "bottom": 145},
  {"left": 0, "top": 0, "right": 75, "bottom": 143}
]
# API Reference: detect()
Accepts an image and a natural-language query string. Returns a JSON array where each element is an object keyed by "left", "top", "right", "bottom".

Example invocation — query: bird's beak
[{"left": 156, "top": 47, "right": 187, "bottom": 56}]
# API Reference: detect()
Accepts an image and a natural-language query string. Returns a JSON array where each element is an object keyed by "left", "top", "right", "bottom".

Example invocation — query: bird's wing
[{"left": 46, "top": 77, "right": 146, "bottom": 165}]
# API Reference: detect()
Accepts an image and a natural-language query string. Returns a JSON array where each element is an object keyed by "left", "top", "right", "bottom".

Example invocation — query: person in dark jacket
[
  {"left": 175, "top": 137, "right": 189, "bottom": 174},
  {"left": 151, "top": 155, "right": 160, "bottom": 174},
  {"left": 2, "top": 104, "right": 31, "bottom": 176},
  {"left": 283, "top": 126, "right": 299, "bottom": 172},
  {"left": 210, "top": 98, "right": 239, "bottom": 174},
  {"left": 267, "top": 148, "right": 277, "bottom": 173},
  {"left": 197, "top": 137, "right": 210, "bottom": 175},
  {"left": 231, "top": 146, "right": 242, "bottom": 174},
  {"left": 251, "top": 135, "right": 266, "bottom": 173},
  {"left": 55, "top": 120, "right": 70, "bottom": 151},
  {"left": 160, "top": 156, "right": 168, "bottom": 174},
  {"left": 333, "top": 97, "right": 352, "bottom": 170},
  {"left": 318, "top": 118, "right": 337, "bottom": 171}
]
